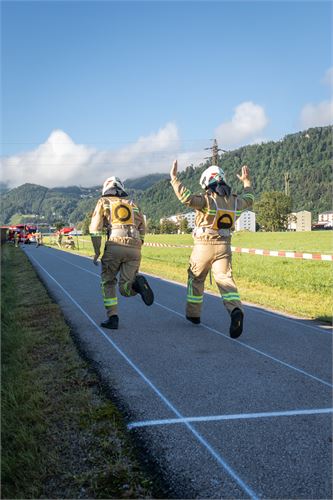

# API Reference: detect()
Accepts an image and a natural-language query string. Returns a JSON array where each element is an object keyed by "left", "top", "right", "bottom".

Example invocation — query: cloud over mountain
[
  {"left": 214, "top": 101, "right": 268, "bottom": 148},
  {"left": 299, "top": 67, "right": 333, "bottom": 129},
  {"left": 1, "top": 123, "right": 182, "bottom": 188}
]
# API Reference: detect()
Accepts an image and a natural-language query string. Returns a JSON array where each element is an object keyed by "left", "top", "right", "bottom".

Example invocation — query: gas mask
[{"left": 209, "top": 181, "right": 231, "bottom": 197}]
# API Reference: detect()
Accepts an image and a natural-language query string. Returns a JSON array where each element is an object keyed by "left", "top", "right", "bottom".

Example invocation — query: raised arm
[
  {"left": 170, "top": 160, "right": 206, "bottom": 210},
  {"left": 236, "top": 165, "right": 254, "bottom": 210}
]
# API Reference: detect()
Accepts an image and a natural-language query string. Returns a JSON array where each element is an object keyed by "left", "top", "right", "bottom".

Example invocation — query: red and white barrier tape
[
  {"left": 143, "top": 242, "right": 333, "bottom": 261},
  {"left": 231, "top": 247, "right": 333, "bottom": 261}
]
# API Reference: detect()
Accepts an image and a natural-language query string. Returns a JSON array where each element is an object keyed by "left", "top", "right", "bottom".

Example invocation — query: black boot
[
  {"left": 186, "top": 315, "right": 201, "bottom": 324},
  {"left": 229, "top": 308, "right": 243, "bottom": 339},
  {"left": 132, "top": 275, "right": 154, "bottom": 306},
  {"left": 101, "top": 315, "right": 119, "bottom": 330}
]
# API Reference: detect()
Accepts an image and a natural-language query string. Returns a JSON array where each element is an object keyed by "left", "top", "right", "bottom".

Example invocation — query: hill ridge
[{"left": 1, "top": 126, "right": 331, "bottom": 225}]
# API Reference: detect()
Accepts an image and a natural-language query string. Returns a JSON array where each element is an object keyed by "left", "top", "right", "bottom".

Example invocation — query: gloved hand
[
  {"left": 93, "top": 254, "right": 99, "bottom": 265},
  {"left": 170, "top": 159, "right": 178, "bottom": 180}
]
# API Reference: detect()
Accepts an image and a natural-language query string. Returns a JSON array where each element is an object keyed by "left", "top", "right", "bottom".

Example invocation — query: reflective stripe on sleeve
[
  {"left": 180, "top": 189, "right": 192, "bottom": 203},
  {"left": 242, "top": 193, "right": 254, "bottom": 202},
  {"left": 203, "top": 208, "right": 217, "bottom": 215}
]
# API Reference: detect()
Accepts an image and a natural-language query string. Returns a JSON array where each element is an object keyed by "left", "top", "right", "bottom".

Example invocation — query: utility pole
[
  {"left": 204, "top": 139, "right": 227, "bottom": 165},
  {"left": 284, "top": 172, "right": 291, "bottom": 197}
]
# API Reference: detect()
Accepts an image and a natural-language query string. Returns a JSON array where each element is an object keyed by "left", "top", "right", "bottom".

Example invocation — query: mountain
[
  {"left": 1, "top": 126, "right": 331, "bottom": 225},
  {"left": 134, "top": 126, "right": 332, "bottom": 221},
  {"left": 124, "top": 173, "right": 169, "bottom": 190},
  {"left": 0, "top": 174, "right": 168, "bottom": 225}
]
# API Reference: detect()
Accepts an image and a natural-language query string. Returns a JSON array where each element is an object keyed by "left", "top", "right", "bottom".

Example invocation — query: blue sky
[{"left": 1, "top": 0, "right": 332, "bottom": 187}]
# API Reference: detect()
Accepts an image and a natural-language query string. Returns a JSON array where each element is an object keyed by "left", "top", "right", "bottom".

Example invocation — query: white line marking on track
[
  {"left": 155, "top": 302, "right": 333, "bottom": 388},
  {"left": 128, "top": 407, "right": 333, "bottom": 429},
  {"left": 27, "top": 254, "right": 259, "bottom": 500},
  {"left": 38, "top": 250, "right": 333, "bottom": 388}
]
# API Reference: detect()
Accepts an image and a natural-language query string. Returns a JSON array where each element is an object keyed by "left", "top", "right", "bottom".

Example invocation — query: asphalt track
[{"left": 23, "top": 244, "right": 332, "bottom": 499}]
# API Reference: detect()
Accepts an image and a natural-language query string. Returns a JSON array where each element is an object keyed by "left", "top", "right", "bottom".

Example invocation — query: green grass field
[
  {"left": 42, "top": 231, "right": 332, "bottom": 323},
  {"left": 143, "top": 231, "right": 333, "bottom": 253}
]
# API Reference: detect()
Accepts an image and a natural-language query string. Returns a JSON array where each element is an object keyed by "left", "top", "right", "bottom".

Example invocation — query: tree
[
  {"left": 55, "top": 221, "right": 65, "bottom": 231},
  {"left": 81, "top": 212, "right": 93, "bottom": 235},
  {"left": 179, "top": 217, "right": 189, "bottom": 233},
  {"left": 146, "top": 218, "right": 160, "bottom": 234},
  {"left": 160, "top": 219, "right": 178, "bottom": 234},
  {"left": 254, "top": 191, "right": 292, "bottom": 231}
]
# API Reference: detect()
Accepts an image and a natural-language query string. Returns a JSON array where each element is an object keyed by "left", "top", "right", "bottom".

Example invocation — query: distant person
[
  {"left": 65, "top": 235, "right": 75, "bottom": 249},
  {"left": 35, "top": 232, "right": 42, "bottom": 247},
  {"left": 14, "top": 232, "right": 19, "bottom": 248},
  {"left": 56, "top": 232, "right": 63, "bottom": 248},
  {"left": 89, "top": 176, "right": 154, "bottom": 330},
  {"left": 170, "top": 160, "right": 254, "bottom": 338}
]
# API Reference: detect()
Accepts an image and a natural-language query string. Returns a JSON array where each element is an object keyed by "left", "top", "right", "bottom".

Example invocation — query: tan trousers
[
  {"left": 101, "top": 241, "right": 141, "bottom": 317},
  {"left": 187, "top": 242, "right": 242, "bottom": 318}
]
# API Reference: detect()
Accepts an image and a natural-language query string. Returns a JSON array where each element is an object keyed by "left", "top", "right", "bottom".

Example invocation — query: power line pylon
[
  {"left": 204, "top": 139, "right": 226, "bottom": 165},
  {"left": 284, "top": 172, "right": 291, "bottom": 197}
]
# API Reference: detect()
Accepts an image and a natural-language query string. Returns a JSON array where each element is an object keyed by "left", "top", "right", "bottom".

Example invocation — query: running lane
[{"left": 24, "top": 245, "right": 332, "bottom": 499}]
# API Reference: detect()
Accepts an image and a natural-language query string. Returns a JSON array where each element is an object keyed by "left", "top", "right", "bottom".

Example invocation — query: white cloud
[
  {"left": 298, "top": 68, "right": 333, "bottom": 129},
  {"left": 1, "top": 123, "right": 181, "bottom": 188},
  {"left": 214, "top": 101, "right": 268, "bottom": 148},
  {"left": 299, "top": 100, "right": 333, "bottom": 128}
]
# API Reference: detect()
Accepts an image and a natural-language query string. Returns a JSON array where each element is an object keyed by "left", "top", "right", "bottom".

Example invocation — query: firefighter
[
  {"left": 65, "top": 235, "right": 75, "bottom": 249},
  {"left": 14, "top": 231, "right": 19, "bottom": 248},
  {"left": 56, "top": 231, "right": 63, "bottom": 248},
  {"left": 89, "top": 176, "right": 154, "bottom": 330},
  {"left": 170, "top": 160, "right": 254, "bottom": 338},
  {"left": 35, "top": 231, "right": 42, "bottom": 247}
]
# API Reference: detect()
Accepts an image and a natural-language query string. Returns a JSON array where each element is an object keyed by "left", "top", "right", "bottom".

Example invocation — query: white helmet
[
  {"left": 199, "top": 166, "right": 226, "bottom": 190},
  {"left": 102, "top": 176, "right": 125, "bottom": 195}
]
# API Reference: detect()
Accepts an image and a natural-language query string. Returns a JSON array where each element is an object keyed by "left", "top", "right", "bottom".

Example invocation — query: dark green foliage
[
  {"left": 254, "top": 192, "right": 292, "bottom": 231},
  {"left": 146, "top": 218, "right": 160, "bottom": 234},
  {"left": 160, "top": 218, "right": 178, "bottom": 234},
  {"left": 1, "top": 126, "right": 331, "bottom": 225},
  {"left": 126, "top": 126, "right": 332, "bottom": 223},
  {"left": 80, "top": 211, "right": 94, "bottom": 235},
  {"left": 0, "top": 183, "right": 100, "bottom": 225}
]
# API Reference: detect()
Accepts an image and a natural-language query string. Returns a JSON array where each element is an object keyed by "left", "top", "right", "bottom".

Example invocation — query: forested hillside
[
  {"left": 0, "top": 184, "right": 100, "bottom": 225},
  {"left": 1, "top": 126, "right": 331, "bottom": 225},
  {"left": 134, "top": 126, "right": 332, "bottom": 221}
]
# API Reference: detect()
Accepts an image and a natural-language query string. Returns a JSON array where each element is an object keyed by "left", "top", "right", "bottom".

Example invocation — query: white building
[
  {"left": 182, "top": 212, "right": 196, "bottom": 229},
  {"left": 163, "top": 210, "right": 256, "bottom": 232},
  {"left": 160, "top": 211, "right": 196, "bottom": 229},
  {"left": 160, "top": 215, "right": 179, "bottom": 224},
  {"left": 235, "top": 210, "right": 256, "bottom": 232},
  {"left": 318, "top": 211, "right": 333, "bottom": 224},
  {"left": 288, "top": 211, "right": 312, "bottom": 231}
]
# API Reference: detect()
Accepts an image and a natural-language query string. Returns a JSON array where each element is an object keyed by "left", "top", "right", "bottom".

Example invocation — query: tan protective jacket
[
  {"left": 89, "top": 196, "right": 146, "bottom": 255},
  {"left": 171, "top": 177, "right": 254, "bottom": 244}
]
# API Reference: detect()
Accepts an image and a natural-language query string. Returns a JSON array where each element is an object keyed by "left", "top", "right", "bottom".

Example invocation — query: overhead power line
[{"left": 204, "top": 139, "right": 227, "bottom": 165}]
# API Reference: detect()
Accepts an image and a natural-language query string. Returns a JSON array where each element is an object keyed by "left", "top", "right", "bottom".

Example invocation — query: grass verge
[{"left": 1, "top": 244, "right": 157, "bottom": 499}]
